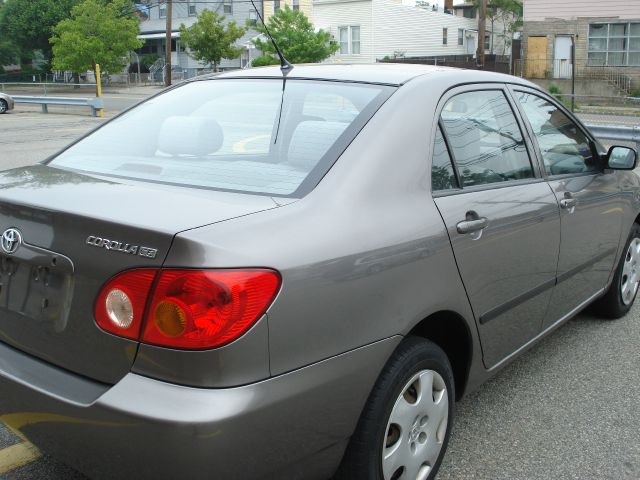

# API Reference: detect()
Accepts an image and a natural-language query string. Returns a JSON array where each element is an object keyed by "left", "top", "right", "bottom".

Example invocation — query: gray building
[{"left": 136, "top": 1, "right": 264, "bottom": 74}]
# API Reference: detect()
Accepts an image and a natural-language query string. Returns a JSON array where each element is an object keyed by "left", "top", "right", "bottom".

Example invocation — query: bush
[
  {"left": 548, "top": 84, "right": 561, "bottom": 95},
  {"left": 251, "top": 55, "right": 279, "bottom": 67}
]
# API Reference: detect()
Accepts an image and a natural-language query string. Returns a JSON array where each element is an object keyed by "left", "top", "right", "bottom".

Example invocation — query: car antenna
[{"left": 249, "top": 0, "right": 293, "bottom": 75}]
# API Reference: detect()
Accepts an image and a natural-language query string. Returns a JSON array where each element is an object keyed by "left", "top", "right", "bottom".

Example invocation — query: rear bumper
[{"left": 0, "top": 337, "right": 399, "bottom": 480}]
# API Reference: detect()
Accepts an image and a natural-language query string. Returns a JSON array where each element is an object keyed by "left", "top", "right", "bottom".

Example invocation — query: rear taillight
[
  {"left": 94, "top": 268, "right": 281, "bottom": 350},
  {"left": 95, "top": 269, "right": 157, "bottom": 340}
]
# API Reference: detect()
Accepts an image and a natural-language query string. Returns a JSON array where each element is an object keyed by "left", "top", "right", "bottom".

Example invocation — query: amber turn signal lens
[{"left": 154, "top": 300, "right": 188, "bottom": 337}]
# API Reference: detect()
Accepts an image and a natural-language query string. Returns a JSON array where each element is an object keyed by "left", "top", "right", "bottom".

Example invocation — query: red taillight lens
[
  {"left": 141, "top": 269, "right": 281, "bottom": 349},
  {"left": 94, "top": 268, "right": 281, "bottom": 350},
  {"left": 94, "top": 269, "right": 157, "bottom": 340}
]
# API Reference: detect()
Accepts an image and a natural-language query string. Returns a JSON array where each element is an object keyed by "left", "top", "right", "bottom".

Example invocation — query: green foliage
[
  {"left": 50, "top": 0, "right": 143, "bottom": 75},
  {"left": 141, "top": 53, "right": 160, "bottom": 68},
  {"left": 0, "top": 0, "right": 81, "bottom": 63},
  {"left": 179, "top": 10, "right": 246, "bottom": 72},
  {"left": 0, "top": 39, "right": 18, "bottom": 67},
  {"left": 548, "top": 84, "right": 561, "bottom": 95},
  {"left": 251, "top": 55, "right": 279, "bottom": 67},
  {"left": 250, "top": 6, "right": 338, "bottom": 65}
]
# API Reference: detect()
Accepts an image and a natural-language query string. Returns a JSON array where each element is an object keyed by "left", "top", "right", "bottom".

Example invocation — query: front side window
[
  {"left": 292, "top": 0, "right": 300, "bottom": 10},
  {"left": 516, "top": 92, "right": 598, "bottom": 176},
  {"left": 159, "top": 4, "right": 167, "bottom": 18},
  {"left": 187, "top": 1, "right": 196, "bottom": 16},
  {"left": 274, "top": 0, "right": 280, "bottom": 13},
  {"left": 432, "top": 126, "right": 458, "bottom": 191},
  {"left": 443, "top": 28, "right": 448, "bottom": 45},
  {"left": 589, "top": 22, "right": 640, "bottom": 66},
  {"left": 458, "top": 29, "right": 464, "bottom": 46},
  {"left": 223, "top": 0, "right": 233, "bottom": 14},
  {"left": 49, "top": 80, "right": 393, "bottom": 197},
  {"left": 440, "top": 90, "right": 533, "bottom": 187}
]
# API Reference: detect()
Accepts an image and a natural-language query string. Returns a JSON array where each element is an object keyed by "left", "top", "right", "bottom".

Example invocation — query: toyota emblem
[{"left": 1, "top": 228, "right": 22, "bottom": 255}]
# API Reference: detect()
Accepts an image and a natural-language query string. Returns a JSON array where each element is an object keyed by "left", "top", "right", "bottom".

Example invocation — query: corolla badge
[{"left": 1, "top": 228, "right": 22, "bottom": 255}]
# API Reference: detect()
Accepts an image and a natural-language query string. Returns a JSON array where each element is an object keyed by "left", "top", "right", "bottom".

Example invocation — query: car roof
[{"left": 210, "top": 63, "right": 537, "bottom": 88}]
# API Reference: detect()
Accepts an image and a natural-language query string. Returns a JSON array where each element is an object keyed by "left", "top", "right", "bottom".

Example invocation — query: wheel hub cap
[
  {"left": 621, "top": 237, "right": 640, "bottom": 305},
  {"left": 382, "top": 370, "right": 448, "bottom": 480}
]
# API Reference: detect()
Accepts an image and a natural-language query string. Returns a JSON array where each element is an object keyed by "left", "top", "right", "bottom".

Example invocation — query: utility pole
[
  {"left": 164, "top": 0, "right": 173, "bottom": 87},
  {"left": 477, "top": 0, "right": 486, "bottom": 67}
]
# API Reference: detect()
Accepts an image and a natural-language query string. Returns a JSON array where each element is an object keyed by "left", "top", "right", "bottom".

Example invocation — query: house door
[
  {"left": 466, "top": 33, "right": 477, "bottom": 56},
  {"left": 554, "top": 36, "right": 572, "bottom": 79},
  {"left": 526, "top": 36, "right": 547, "bottom": 78}
]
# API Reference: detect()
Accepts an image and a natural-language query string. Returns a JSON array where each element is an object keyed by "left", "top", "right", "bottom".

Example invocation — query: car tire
[
  {"left": 592, "top": 222, "right": 640, "bottom": 319},
  {"left": 334, "top": 336, "right": 455, "bottom": 480},
  {"left": 0, "top": 99, "right": 7, "bottom": 114}
]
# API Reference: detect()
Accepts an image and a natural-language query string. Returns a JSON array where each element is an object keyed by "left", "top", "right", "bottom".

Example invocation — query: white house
[{"left": 313, "top": 0, "right": 507, "bottom": 64}]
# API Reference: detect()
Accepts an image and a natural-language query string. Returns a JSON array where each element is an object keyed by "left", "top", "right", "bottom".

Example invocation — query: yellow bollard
[{"left": 95, "top": 63, "right": 104, "bottom": 118}]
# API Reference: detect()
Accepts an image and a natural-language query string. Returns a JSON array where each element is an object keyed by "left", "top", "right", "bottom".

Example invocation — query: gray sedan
[
  {"left": 0, "top": 93, "right": 14, "bottom": 114},
  {"left": 0, "top": 64, "right": 638, "bottom": 480}
]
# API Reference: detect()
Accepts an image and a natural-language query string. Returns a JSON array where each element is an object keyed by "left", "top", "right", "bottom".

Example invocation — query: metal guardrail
[
  {"left": 12, "top": 95, "right": 104, "bottom": 117},
  {"left": 585, "top": 124, "right": 640, "bottom": 151}
]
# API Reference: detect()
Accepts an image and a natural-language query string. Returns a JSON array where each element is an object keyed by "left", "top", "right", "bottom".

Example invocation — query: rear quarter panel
[{"left": 165, "top": 76, "right": 481, "bottom": 377}]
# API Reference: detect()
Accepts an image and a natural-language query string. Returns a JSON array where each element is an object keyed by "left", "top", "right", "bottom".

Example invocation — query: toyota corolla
[{"left": 0, "top": 64, "right": 638, "bottom": 480}]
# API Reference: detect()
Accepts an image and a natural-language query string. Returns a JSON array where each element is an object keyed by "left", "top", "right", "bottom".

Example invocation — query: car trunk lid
[{"left": 0, "top": 165, "right": 278, "bottom": 384}]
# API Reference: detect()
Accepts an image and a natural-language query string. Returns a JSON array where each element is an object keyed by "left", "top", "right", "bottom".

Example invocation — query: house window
[
  {"left": 292, "top": 0, "right": 300, "bottom": 10},
  {"left": 484, "top": 33, "right": 491, "bottom": 50},
  {"left": 351, "top": 26, "right": 360, "bottom": 54},
  {"left": 458, "top": 29, "right": 464, "bottom": 46},
  {"left": 463, "top": 7, "right": 476, "bottom": 19},
  {"left": 223, "top": 0, "right": 233, "bottom": 14},
  {"left": 274, "top": 0, "right": 280, "bottom": 13},
  {"left": 588, "top": 23, "right": 640, "bottom": 66},
  {"left": 187, "top": 1, "right": 196, "bottom": 16},
  {"left": 443, "top": 28, "right": 448, "bottom": 45},
  {"left": 248, "top": 11, "right": 258, "bottom": 27},
  {"left": 339, "top": 27, "right": 349, "bottom": 54},
  {"left": 338, "top": 26, "right": 361, "bottom": 55},
  {"left": 159, "top": 3, "right": 167, "bottom": 18}
]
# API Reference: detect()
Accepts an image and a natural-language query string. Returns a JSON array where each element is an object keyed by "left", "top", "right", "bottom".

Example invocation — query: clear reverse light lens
[{"left": 105, "top": 288, "right": 134, "bottom": 329}]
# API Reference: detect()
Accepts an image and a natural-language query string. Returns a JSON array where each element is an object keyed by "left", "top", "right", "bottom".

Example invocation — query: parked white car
[{"left": 0, "top": 92, "right": 15, "bottom": 114}]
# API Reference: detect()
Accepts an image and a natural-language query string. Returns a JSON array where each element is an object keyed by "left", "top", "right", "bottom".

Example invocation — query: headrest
[
  {"left": 158, "top": 116, "right": 224, "bottom": 157},
  {"left": 287, "top": 121, "right": 347, "bottom": 170}
]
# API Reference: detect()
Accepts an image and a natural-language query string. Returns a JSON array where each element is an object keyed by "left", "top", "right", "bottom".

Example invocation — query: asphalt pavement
[{"left": 0, "top": 93, "right": 639, "bottom": 480}]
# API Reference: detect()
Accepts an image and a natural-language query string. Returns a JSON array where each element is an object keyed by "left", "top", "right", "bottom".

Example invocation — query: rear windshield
[{"left": 49, "top": 79, "right": 393, "bottom": 197}]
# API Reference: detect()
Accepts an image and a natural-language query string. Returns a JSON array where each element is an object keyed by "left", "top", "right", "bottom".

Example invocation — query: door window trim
[
  {"left": 430, "top": 84, "right": 543, "bottom": 197},
  {"left": 506, "top": 85, "right": 604, "bottom": 180}
]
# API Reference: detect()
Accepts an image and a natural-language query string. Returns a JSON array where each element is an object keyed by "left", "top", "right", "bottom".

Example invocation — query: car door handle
[
  {"left": 560, "top": 198, "right": 576, "bottom": 209},
  {"left": 456, "top": 217, "right": 489, "bottom": 234}
]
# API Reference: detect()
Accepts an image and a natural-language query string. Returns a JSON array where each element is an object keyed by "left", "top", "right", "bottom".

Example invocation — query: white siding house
[{"left": 313, "top": 0, "right": 505, "bottom": 63}]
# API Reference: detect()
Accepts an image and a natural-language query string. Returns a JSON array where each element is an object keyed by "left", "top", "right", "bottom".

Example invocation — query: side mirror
[{"left": 606, "top": 146, "right": 637, "bottom": 170}]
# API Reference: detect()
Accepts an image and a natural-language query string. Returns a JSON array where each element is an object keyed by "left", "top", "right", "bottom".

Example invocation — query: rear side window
[
  {"left": 431, "top": 126, "right": 458, "bottom": 191},
  {"left": 515, "top": 92, "right": 597, "bottom": 176},
  {"left": 440, "top": 90, "right": 533, "bottom": 187},
  {"left": 49, "top": 79, "right": 393, "bottom": 197}
]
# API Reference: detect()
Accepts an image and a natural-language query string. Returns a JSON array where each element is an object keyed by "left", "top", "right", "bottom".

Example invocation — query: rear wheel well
[{"left": 408, "top": 311, "right": 472, "bottom": 400}]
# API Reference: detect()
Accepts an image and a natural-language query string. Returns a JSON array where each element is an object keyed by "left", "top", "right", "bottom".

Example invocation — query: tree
[
  {"left": 250, "top": 6, "right": 338, "bottom": 67},
  {"left": 0, "top": 0, "right": 80, "bottom": 65},
  {"left": 473, "top": 0, "right": 522, "bottom": 55},
  {"left": 179, "top": 10, "right": 246, "bottom": 72},
  {"left": 50, "top": 0, "right": 142, "bottom": 82}
]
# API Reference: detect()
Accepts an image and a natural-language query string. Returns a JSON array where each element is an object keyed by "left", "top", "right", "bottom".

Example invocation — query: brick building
[{"left": 521, "top": 0, "right": 640, "bottom": 92}]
